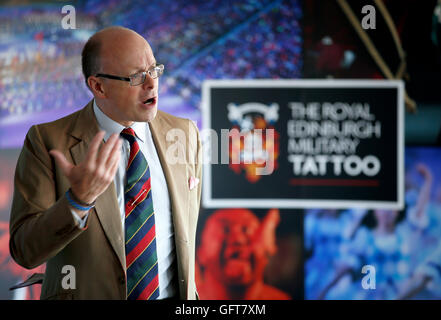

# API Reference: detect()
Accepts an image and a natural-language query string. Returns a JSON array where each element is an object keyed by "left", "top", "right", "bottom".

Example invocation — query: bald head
[
  {"left": 81, "top": 26, "right": 160, "bottom": 126},
  {"left": 81, "top": 26, "right": 152, "bottom": 89}
]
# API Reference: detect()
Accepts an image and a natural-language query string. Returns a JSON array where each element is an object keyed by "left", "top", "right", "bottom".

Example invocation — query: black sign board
[{"left": 202, "top": 80, "right": 404, "bottom": 209}]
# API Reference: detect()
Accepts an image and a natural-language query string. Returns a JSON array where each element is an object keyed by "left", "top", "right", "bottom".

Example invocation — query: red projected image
[
  {"left": 196, "top": 208, "right": 302, "bottom": 300},
  {"left": 0, "top": 221, "right": 45, "bottom": 300},
  {"left": 0, "top": 150, "right": 45, "bottom": 299}
]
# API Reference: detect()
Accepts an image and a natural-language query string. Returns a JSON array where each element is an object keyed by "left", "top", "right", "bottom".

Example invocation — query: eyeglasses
[{"left": 95, "top": 63, "right": 164, "bottom": 86}]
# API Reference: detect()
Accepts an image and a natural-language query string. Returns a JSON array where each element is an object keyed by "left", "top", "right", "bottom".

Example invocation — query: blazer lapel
[
  {"left": 149, "top": 112, "right": 191, "bottom": 298},
  {"left": 69, "top": 101, "right": 126, "bottom": 272},
  {"left": 149, "top": 112, "right": 190, "bottom": 243}
]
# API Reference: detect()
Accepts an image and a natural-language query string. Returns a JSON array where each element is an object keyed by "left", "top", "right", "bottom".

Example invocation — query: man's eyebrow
[
  {"left": 132, "top": 61, "right": 158, "bottom": 74},
  {"left": 131, "top": 67, "right": 144, "bottom": 74}
]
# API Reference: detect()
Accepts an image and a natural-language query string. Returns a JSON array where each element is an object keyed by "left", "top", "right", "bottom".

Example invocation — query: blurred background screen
[
  {"left": 0, "top": 0, "right": 440, "bottom": 300},
  {"left": 0, "top": 0, "right": 302, "bottom": 148}
]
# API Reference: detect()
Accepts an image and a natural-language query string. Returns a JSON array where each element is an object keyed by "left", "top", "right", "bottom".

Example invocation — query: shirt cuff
[{"left": 70, "top": 208, "right": 90, "bottom": 229}]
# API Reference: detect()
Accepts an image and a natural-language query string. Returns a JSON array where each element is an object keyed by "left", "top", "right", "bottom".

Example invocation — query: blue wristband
[{"left": 65, "top": 189, "right": 95, "bottom": 211}]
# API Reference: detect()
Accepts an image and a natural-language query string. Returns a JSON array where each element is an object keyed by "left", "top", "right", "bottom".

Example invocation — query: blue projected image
[{"left": 305, "top": 147, "right": 441, "bottom": 300}]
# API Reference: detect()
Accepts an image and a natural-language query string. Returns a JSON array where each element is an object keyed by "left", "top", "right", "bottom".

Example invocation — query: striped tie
[{"left": 121, "top": 128, "right": 159, "bottom": 300}]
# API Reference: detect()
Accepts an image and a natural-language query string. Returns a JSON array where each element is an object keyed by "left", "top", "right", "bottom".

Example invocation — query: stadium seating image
[{"left": 0, "top": 0, "right": 302, "bottom": 148}]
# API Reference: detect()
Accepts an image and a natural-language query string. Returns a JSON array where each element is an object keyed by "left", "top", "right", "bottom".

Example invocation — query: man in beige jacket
[{"left": 9, "top": 26, "right": 202, "bottom": 300}]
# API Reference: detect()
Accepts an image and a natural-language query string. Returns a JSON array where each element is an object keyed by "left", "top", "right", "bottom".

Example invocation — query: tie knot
[
  {"left": 120, "top": 127, "right": 137, "bottom": 144},
  {"left": 121, "top": 127, "right": 135, "bottom": 137}
]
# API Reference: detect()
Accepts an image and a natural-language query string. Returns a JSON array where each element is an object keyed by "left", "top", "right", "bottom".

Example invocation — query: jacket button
[{"left": 119, "top": 276, "right": 125, "bottom": 284}]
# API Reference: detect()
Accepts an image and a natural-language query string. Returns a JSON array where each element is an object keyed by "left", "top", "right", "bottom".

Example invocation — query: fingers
[
  {"left": 105, "top": 138, "right": 122, "bottom": 169},
  {"left": 49, "top": 150, "right": 74, "bottom": 177},
  {"left": 101, "top": 138, "right": 122, "bottom": 184},
  {"left": 96, "top": 133, "right": 120, "bottom": 169},
  {"left": 87, "top": 133, "right": 121, "bottom": 190},
  {"left": 60, "top": 131, "right": 122, "bottom": 205},
  {"left": 85, "top": 131, "right": 106, "bottom": 166},
  {"left": 107, "top": 146, "right": 122, "bottom": 181}
]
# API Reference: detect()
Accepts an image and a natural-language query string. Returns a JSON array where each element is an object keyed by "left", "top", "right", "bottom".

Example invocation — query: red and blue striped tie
[{"left": 121, "top": 128, "right": 159, "bottom": 300}]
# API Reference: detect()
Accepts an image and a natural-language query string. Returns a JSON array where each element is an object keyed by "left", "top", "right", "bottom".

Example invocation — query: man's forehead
[
  {"left": 127, "top": 51, "right": 156, "bottom": 72},
  {"left": 95, "top": 28, "right": 152, "bottom": 66},
  {"left": 102, "top": 44, "right": 155, "bottom": 72}
]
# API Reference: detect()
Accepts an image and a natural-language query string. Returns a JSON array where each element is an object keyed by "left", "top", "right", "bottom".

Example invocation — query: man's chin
[
  {"left": 135, "top": 106, "right": 157, "bottom": 122},
  {"left": 146, "top": 108, "right": 158, "bottom": 122}
]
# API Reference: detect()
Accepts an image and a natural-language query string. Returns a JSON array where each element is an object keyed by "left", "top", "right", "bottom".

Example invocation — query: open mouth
[
  {"left": 143, "top": 97, "right": 156, "bottom": 105},
  {"left": 224, "top": 246, "right": 250, "bottom": 261}
]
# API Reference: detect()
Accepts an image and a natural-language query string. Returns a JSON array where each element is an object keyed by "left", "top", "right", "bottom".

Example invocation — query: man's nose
[{"left": 142, "top": 74, "right": 155, "bottom": 91}]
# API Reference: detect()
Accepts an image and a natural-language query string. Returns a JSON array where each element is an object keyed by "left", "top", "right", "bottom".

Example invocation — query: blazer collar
[{"left": 70, "top": 100, "right": 100, "bottom": 142}]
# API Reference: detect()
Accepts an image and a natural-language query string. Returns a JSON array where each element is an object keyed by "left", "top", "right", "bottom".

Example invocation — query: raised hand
[{"left": 49, "top": 131, "right": 122, "bottom": 215}]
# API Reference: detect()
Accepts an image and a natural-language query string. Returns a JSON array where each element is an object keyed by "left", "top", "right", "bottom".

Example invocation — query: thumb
[{"left": 49, "top": 150, "right": 74, "bottom": 177}]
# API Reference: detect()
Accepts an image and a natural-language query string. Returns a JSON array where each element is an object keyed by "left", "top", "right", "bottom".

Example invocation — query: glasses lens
[
  {"left": 149, "top": 64, "right": 164, "bottom": 79},
  {"left": 130, "top": 72, "right": 146, "bottom": 86},
  {"left": 130, "top": 64, "right": 164, "bottom": 85}
]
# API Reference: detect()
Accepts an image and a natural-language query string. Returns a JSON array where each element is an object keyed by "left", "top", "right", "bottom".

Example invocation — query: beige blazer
[{"left": 9, "top": 100, "right": 202, "bottom": 300}]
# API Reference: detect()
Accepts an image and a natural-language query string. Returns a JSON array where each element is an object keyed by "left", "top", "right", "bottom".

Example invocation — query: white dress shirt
[{"left": 72, "top": 100, "right": 177, "bottom": 299}]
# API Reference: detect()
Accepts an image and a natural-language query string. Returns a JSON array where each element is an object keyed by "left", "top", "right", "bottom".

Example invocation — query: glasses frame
[{"left": 95, "top": 63, "right": 164, "bottom": 86}]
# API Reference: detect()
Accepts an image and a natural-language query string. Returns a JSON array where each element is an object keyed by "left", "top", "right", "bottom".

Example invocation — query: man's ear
[{"left": 87, "top": 76, "right": 106, "bottom": 98}]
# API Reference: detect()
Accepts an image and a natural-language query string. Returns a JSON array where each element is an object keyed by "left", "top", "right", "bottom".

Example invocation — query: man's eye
[{"left": 132, "top": 73, "right": 142, "bottom": 79}]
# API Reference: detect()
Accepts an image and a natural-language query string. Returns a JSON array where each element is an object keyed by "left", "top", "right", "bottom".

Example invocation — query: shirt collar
[{"left": 93, "top": 99, "right": 146, "bottom": 142}]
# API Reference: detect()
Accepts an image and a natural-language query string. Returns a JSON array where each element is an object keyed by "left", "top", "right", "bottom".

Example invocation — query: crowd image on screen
[
  {"left": 305, "top": 148, "right": 441, "bottom": 300},
  {"left": 0, "top": 0, "right": 302, "bottom": 148}
]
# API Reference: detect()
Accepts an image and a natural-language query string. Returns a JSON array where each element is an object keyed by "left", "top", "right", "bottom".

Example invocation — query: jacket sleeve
[{"left": 9, "top": 125, "right": 88, "bottom": 269}]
